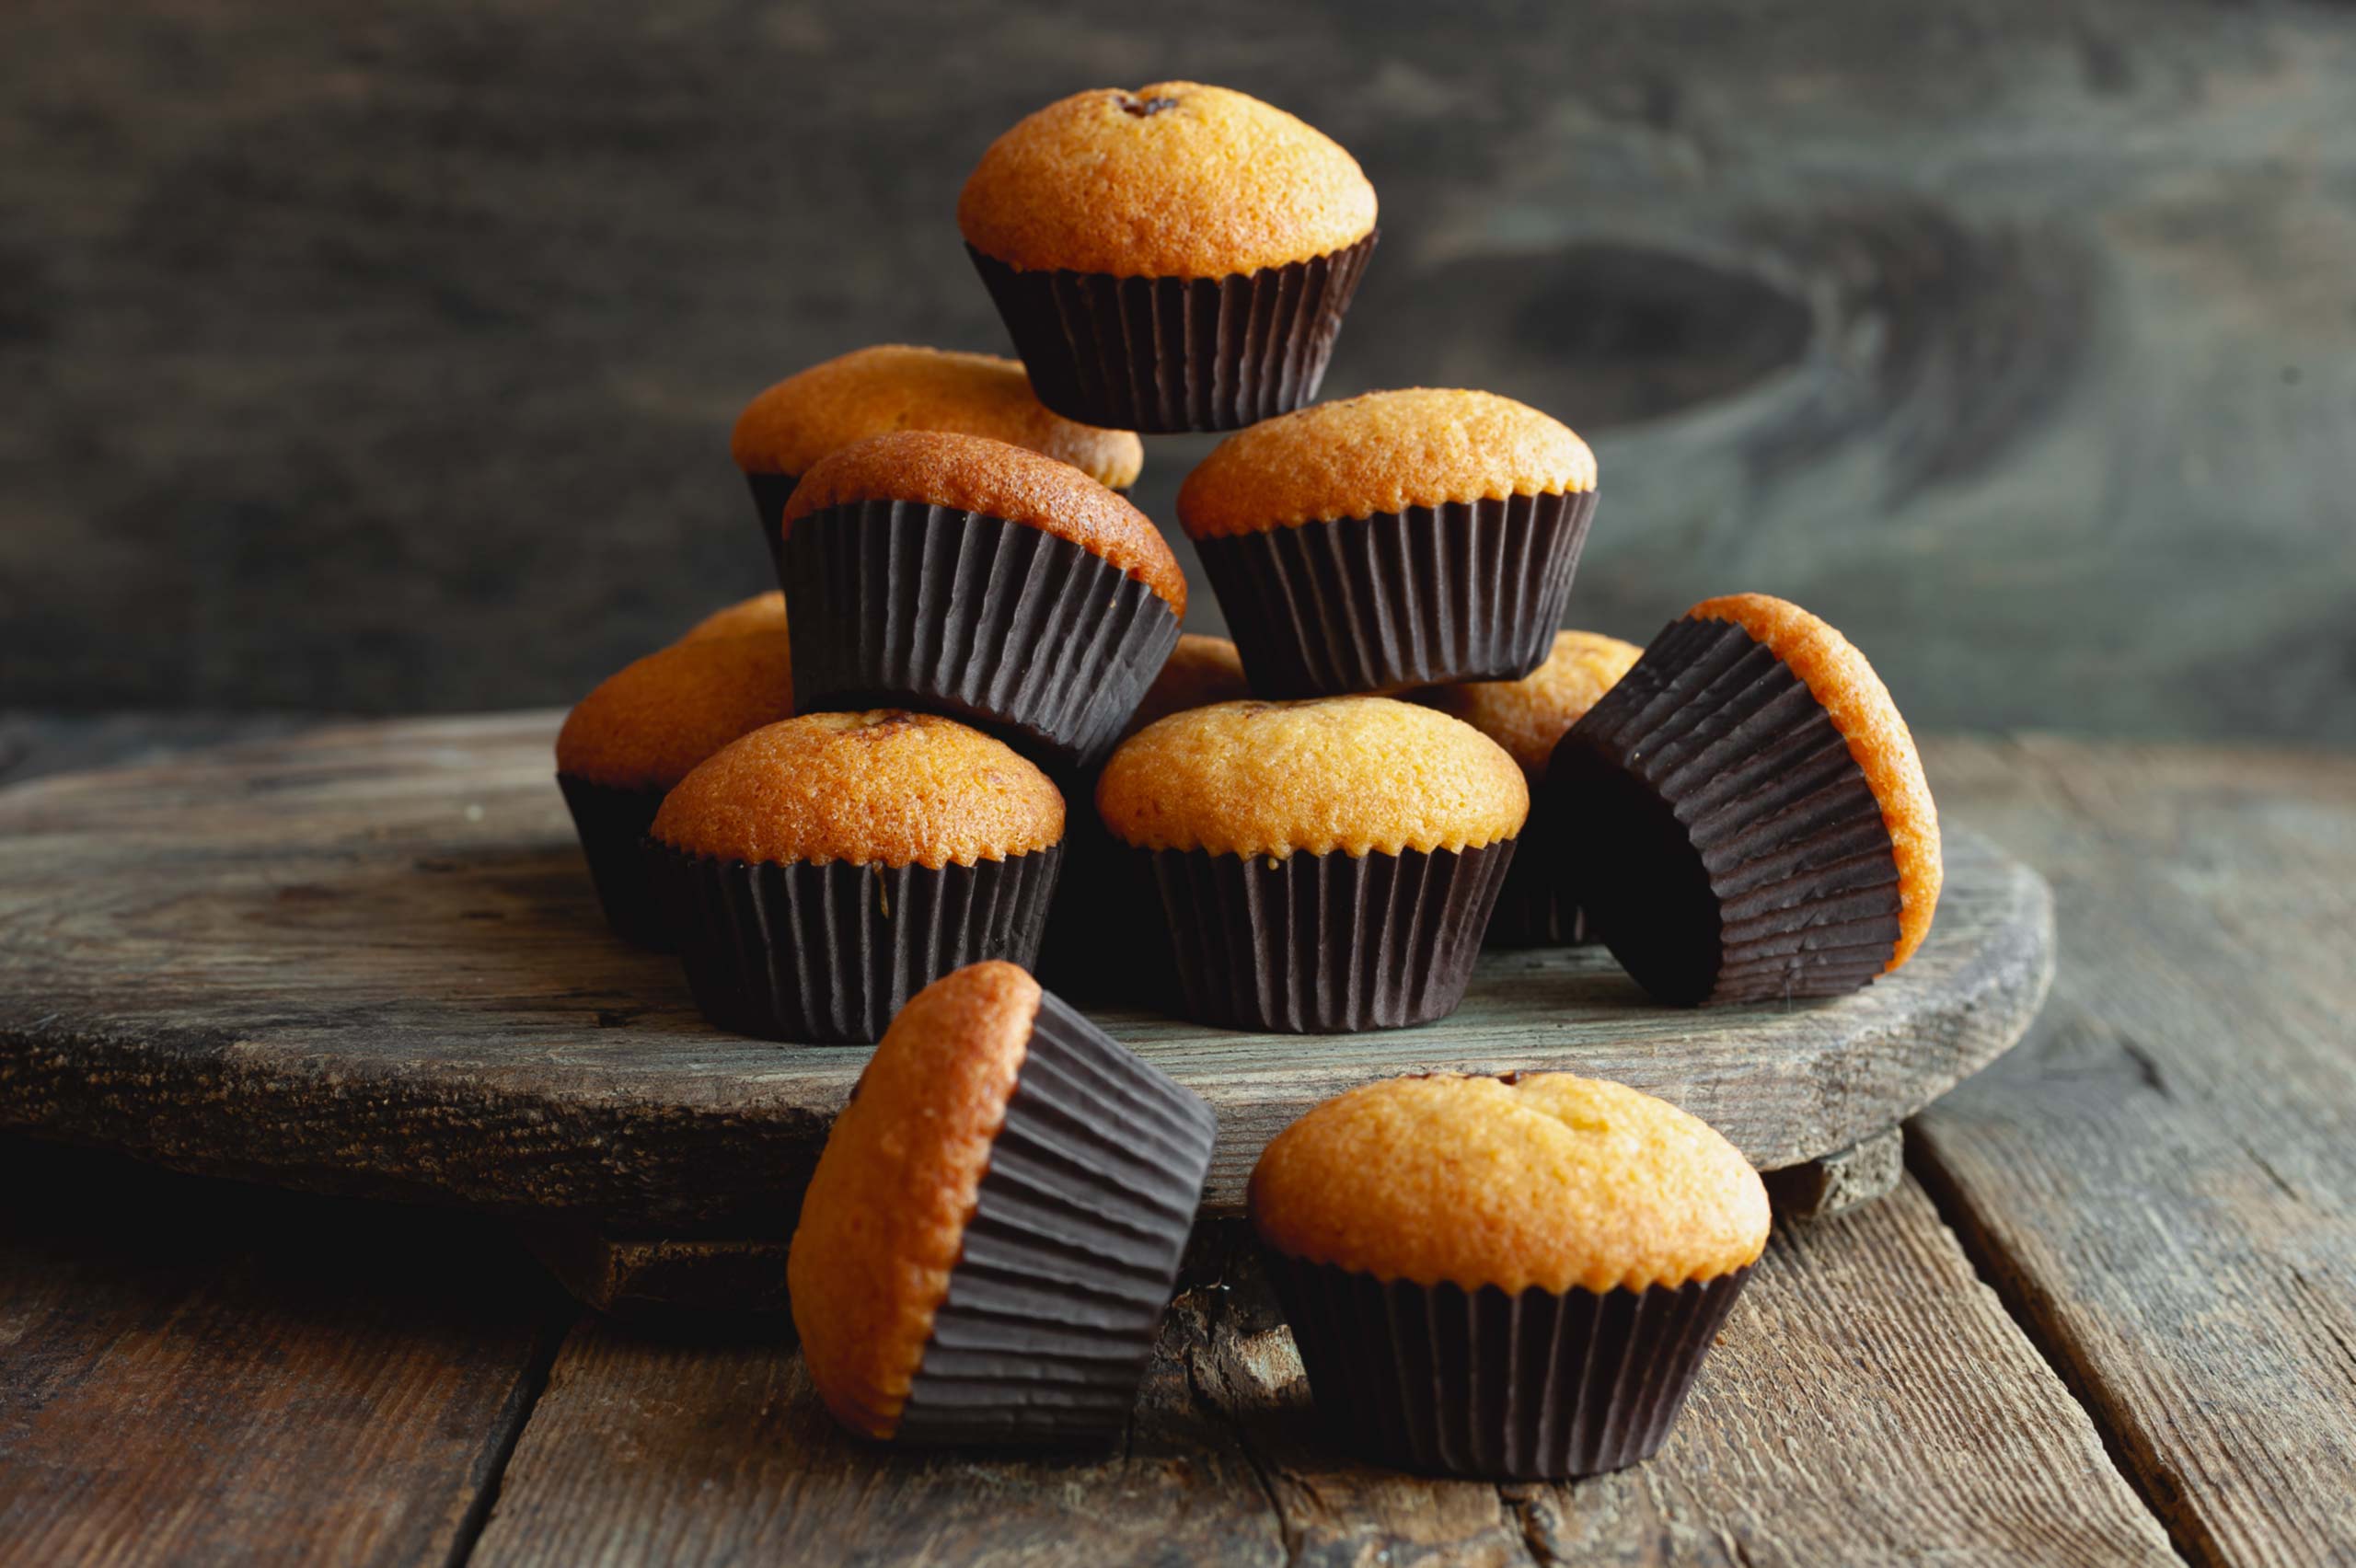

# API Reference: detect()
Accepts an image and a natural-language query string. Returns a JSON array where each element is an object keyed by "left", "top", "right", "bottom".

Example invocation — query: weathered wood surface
[
  {"left": 1912, "top": 737, "right": 2356, "bottom": 1568},
  {"left": 6, "top": 2, "right": 2352, "bottom": 744},
  {"left": 0, "top": 1135, "right": 568, "bottom": 1568},
  {"left": 0, "top": 710, "right": 2051, "bottom": 1235},
  {"left": 469, "top": 1190, "right": 2174, "bottom": 1567}
]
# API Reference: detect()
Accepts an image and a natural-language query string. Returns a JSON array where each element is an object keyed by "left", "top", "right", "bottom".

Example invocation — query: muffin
[
  {"left": 781, "top": 431, "right": 1186, "bottom": 768},
  {"left": 1418, "top": 630, "right": 1641, "bottom": 946},
  {"left": 1096, "top": 697, "right": 1526, "bottom": 1032},
  {"left": 1550, "top": 594, "right": 1943, "bottom": 1006},
  {"left": 1038, "top": 634, "right": 1253, "bottom": 1001},
  {"left": 789, "top": 961, "right": 1217, "bottom": 1446},
  {"left": 552, "top": 632, "right": 795, "bottom": 948},
  {"left": 644, "top": 712, "right": 1064, "bottom": 1042},
  {"left": 1179, "top": 389, "right": 1599, "bottom": 698},
  {"left": 731, "top": 345, "right": 1144, "bottom": 577},
  {"left": 676, "top": 590, "right": 788, "bottom": 646},
  {"left": 1251, "top": 1072, "right": 1768, "bottom": 1480},
  {"left": 958, "top": 83, "right": 1378, "bottom": 432}
]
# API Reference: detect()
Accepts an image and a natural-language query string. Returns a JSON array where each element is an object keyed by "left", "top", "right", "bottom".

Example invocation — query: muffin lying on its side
[
  {"left": 1551, "top": 593, "right": 1942, "bottom": 1006},
  {"left": 1179, "top": 389, "right": 1598, "bottom": 698},
  {"left": 1417, "top": 629, "right": 1640, "bottom": 947},
  {"left": 790, "top": 962, "right": 1216, "bottom": 1446},
  {"left": 959, "top": 83, "right": 1378, "bottom": 432},
  {"left": 1096, "top": 697, "right": 1525, "bottom": 1032},
  {"left": 553, "top": 632, "right": 794, "bottom": 949},
  {"left": 780, "top": 431, "right": 1185, "bottom": 768},
  {"left": 644, "top": 711, "right": 1062, "bottom": 1042},
  {"left": 731, "top": 345, "right": 1142, "bottom": 577},
  {"left": 1251, "top": 1072, "right": 1768, "bottom": 1480}
]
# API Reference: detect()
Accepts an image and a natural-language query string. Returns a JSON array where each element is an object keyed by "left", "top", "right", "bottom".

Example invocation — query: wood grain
[
  {"left": 0, "top": 1135, "right": 566, "bottom": 1568},
  {"left": 1912, "top": 737, "right": 2356, "bottom": 1568},
  {"left": 475, "top": 1189, "right": 2174, "bottom": 1567},
  {"left": 0, "top": 711, "right": 2051, "bottom": 1236}
]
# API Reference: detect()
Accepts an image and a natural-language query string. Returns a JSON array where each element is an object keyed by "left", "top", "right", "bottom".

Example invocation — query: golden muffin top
[
  {"left": 676, "top": 590, "right": 788, "bottom": 646},
  {"left": 1096, "top": 697, "right": 1527, "bottom": 858},
  {"left": 1419, "top": 630, "right": 1642, "bottom": 779},
  {"left": 1250, "top": 1073, "right": 1771, "bottom": 1295},
  {"left": 1125, "top": 634, "right": 1253, "bottom": 738},
  {"left": 1688, "top": 594, "right": 1942, "bottom": 971},
  {"left": 650, "top": 711, "right": 1064, "bottom": 869},
  {"left": 958, "top": 82, "right": 1377, "bottom": 279},
  {"left": 788, "top": 961, "right": 1042, "bottom": 1438},
  {"left": 553, "top": 632, "right": 794, "bottom": 791},
  {"left": 782, "top": 431, "right": 1186, "bottom": 614},
  {"left": 1177, "top": 389, "right": 1596, "bottom": 539},
  {"left": 729, "top": 345, "right": 1142, "bottom": 487}
]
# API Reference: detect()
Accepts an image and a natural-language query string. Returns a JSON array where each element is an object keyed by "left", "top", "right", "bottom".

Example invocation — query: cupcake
[
  {"left": 1418, "top": 630, "right": 1641, "bottom": 946},
  {"left": 780, "top": 431, "right": 1186, "bottom": 769},
  {"left": 643, "top": 711, "right": 1064, "bottom": 1042},
  {"left": 1037, "top": 634, "right": 1253, "bottom": 1002},
  {"left": 1180, "top": 390, "right": 1599, "bottom": 698},
  {"left": 676, "top": 590, "right": 788, "bottom": 646},
  {"left": 1550, "top": 594, "right": 1943, "bottom": 1006},
  {"left": 1251, "top": 1072, "right": 1768, "bottom": 1480},
  {"left": 552, "top": 632, "right": 795, "bottom": 949},
  {"left": 1095, "top": 697, "right": 1526, "bottom": 1032},
  {"left": 958, "top": 83, "right": 1378, "bottom": 432},
  {"left": 731, "top": 345, "right": 1144, "bottom": 578},
  {"left": 789, "top": 961, "right": 1217, "bottom": 1446}
]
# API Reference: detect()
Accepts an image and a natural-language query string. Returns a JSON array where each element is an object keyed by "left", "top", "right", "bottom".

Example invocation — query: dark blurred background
[{"left": 4, "top": 1, "right": 2351, "bottom": 742}]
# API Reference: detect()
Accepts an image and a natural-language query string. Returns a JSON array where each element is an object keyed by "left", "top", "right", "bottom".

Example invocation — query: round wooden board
[{"left": 0, "top": 713, "right": 2052, "bottom": 1233}]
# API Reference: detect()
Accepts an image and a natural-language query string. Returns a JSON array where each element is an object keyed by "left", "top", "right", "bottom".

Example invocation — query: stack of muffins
[{"left": 549, "top": 81, "right": 1947, "bottom": 1476}]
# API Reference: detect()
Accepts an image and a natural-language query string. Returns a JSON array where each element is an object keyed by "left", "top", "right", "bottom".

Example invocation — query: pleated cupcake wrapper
[
  {"left": 895, "top": 991, "right": 1218, "bottom": 1446},
  {"left": 783, "top": 499, "right": 1183, "bottom": 771},
  {"left": 1482, "top": 807, "right": 1595, "bottom": 948},
  {"left": 743, "top": 471, "right": 800, "bottom": 582},
  {"left": 965, "top": 233, "right": 1378, "bottom": 433},
  {"left": 1553, "top": 617, "right": 1904, "bottom": 1006},
  {"left": 642, "top": 843, "right": 1060, "bottom": 1043},
  {"left": 1265, "top": 1256, "right": 1751, "bottom": 1482},
  {"left": 1194, "top": 489, "right": 1597, "bottom": 699},
  {"left": 555, "top": 774, "right": 672, "bottom": 951},
  {"left": 1143, "top": 841, "right": 1514, "bottom": 1033}
]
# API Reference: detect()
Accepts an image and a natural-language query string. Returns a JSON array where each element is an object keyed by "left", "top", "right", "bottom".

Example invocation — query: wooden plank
[
  {"left": 1911, "top": 736, "right": 2356, "bottom": 1568},
  {"left": 476, "top": 1187, "right": 2173, "bottom": 1566},
  {"left": 0, "top": 1135, "right": 566, "bottom": 1568},
  {"left": 0, "top": 712, "right": 2052, "bottom": 1240}
]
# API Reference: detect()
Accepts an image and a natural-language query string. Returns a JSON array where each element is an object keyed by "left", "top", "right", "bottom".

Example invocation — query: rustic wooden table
[{"left": 3, "top": 717, "right": 2350, "bottom": 1568}]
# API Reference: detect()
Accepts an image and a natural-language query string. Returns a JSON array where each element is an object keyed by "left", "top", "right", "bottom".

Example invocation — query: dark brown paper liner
[
  {"left": 1265, "top": 1256, "right": 1751, "bottom": 1481},
  {"left": 642, "top": 843, "right": 1060, "bottom": 1043},
  {"left": 894, "top": 991, "right": 1218, "bottom": 1446},
  {"left": 555, "top": 774, "right": 672, "bottom": 951},
  {"left": 1481, "top": 806, "right": 1596, "bottom": 948},
  {"left": 743, "top": 471, "right": 799, "bottom": 582},
  {"left": 1551, "top": 617, "right": 1904, "bottom": 1006},
  {"left": 1193, "top": 489, "right": 1597, "bottom": 698},
  {"left": 1142, "top": 841, "right": 1514, "bottom": 1033},
  {"left": 965, "top": 234, "right": 1378, "bottom": 433},
  {"left": 782, "top": 499, "right": 1182, "bottom": 770}
]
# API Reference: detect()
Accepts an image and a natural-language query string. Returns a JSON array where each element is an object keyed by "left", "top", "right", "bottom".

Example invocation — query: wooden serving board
[{"left": 0, "top": 713, "right": 2052, "bottom": 1310}]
